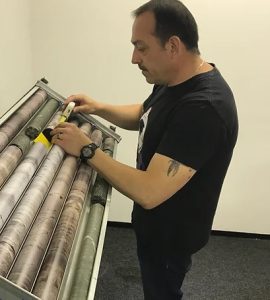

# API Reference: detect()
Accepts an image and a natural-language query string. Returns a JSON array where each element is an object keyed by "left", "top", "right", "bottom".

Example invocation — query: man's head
[
  {"left": 133, "top": 0, "right": 199, "bottom": 53},
  {"left": 131, "top": 0, "right": 200, "bottom": 85}
]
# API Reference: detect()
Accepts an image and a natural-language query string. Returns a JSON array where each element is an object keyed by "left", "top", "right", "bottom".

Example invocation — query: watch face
[
  {"left": 82, "top": 146, "right": 93, "bottom": 159},
  {"left": 80, "top": 143, "right": 98, "bottom": 161}
]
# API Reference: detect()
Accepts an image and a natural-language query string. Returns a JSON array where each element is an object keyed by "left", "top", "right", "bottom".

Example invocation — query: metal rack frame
[{"left": 0, "top": 79, "right": 119, "bottom": 300}]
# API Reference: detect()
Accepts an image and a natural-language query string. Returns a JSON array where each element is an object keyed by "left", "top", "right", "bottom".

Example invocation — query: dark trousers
[{"left": 137, "top": 245, "right": 192, "bottom": 300}]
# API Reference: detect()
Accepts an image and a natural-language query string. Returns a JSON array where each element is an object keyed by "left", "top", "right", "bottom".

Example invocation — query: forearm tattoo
[{"left": 167, "top": 159, "right": 181, "bottom": 177}]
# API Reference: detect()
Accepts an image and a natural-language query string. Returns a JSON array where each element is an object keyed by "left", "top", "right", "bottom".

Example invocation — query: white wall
[
  {"left": 0, "top": 0, "right": 34, "bottom": 116},
  {"left": 1, "top": 1, "right": 269, "bottom": 234}
]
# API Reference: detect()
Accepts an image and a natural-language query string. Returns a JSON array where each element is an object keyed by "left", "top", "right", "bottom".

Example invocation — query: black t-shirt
[{"left": 132, "top": 66, "right": 238, "bottom": 254}]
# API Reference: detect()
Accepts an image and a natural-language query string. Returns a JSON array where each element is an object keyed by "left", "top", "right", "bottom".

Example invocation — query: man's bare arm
[
  {"left": 65, "top": 94, "right": 143, "bottom": 131},
  {"left": 89, "top": 151, "right": 196, "bottom": 209}
]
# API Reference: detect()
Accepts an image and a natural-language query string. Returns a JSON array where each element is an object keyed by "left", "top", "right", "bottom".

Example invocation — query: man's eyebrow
[
  {"left": 131, "top": 40, "right": 143, "bottom": 46},
  {"left": 131, "top": 40, "right": 138, "bottom": 45}
]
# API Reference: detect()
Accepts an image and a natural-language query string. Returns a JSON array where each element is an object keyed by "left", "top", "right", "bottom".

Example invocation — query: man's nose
[{"left": 131, "top": 48, "right": 141, "bottom": 65}]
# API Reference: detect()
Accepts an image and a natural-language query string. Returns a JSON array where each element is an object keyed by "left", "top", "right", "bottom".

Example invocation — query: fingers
[
  {"left": 64, "top": 94, "right": 92, "bottom": 114},
  {"left": 51, "top": 132, "right": 61, "bottom": 145},
  {"left": 55, "top": 132, "right": 63, "bottom": 140},
  {"left": 51, "top": 130, "right": 63, "bottom": 143},
  {"left": 51, "top": 122, "right": 81, "bottom": 138},
  {"left": 52, "top": 122, "right": 69, "bottom": 130},
  {"left": 50, "top": 123, "right": 69, "bottom": 138},
  {"left": 51, "top": 126, "right": 69, "bottom": 145},
  {"left": 64, "top": 94, "right": 84, "bottom": 105}
]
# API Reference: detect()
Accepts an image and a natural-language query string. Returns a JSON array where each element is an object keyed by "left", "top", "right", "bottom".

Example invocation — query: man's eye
[{"left": 137, "top": 47, "right": 146, "bottom": 52}]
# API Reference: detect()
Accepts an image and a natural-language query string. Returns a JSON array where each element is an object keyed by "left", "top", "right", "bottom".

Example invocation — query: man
[{"left": 52, "top": 0, "right": 238, "bottom": 299}]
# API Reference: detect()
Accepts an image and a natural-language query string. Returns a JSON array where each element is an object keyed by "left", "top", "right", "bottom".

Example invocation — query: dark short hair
[{"left": 132, "top": 0, "right": 200, "bottom": 54}]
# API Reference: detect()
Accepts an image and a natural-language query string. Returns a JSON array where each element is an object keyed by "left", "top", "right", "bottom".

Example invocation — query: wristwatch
[{"left": 80, "top": 143, "right": 98, "bottom": 161}]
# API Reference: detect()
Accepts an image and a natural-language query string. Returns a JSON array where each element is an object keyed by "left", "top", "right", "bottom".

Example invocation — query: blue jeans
[{"left": 137, "top": 246, "right": 192, "bottom": 300}]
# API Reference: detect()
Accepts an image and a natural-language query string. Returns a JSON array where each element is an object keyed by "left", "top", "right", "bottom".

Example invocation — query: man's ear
[{"left": 166, "top": 35, "right": 182, "bottom": 57}]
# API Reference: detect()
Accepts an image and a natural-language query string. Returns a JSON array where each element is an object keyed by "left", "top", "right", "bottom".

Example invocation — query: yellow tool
[
  {"left": 34, "top": 102, "right": 75, "bottom": 148},
  {"left": 59, "top": 101, "right": 75, "bottom": 123}
]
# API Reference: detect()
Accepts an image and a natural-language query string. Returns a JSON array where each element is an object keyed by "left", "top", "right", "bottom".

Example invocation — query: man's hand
[
  {"left": 64, "top": 94, "right": 102, "bottom": 115},
  {"left": 51, "top": 122, "right": 91, "bottom": 157},
  {"left": 65, "top": 93, "right": 142, "bottom": 131}
]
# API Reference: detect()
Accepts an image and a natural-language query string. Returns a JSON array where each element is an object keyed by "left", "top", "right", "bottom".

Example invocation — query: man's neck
[{"left": 167, "top": 55, "right": 213, "bottom": 87}]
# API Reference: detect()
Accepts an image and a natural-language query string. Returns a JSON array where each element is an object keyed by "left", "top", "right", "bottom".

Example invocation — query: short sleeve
[{"left": 156, "top": 102, "right": 223, "bottom": 170}]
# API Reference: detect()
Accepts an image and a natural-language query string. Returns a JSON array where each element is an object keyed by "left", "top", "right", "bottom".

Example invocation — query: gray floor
[{"left": 95, "top": 225, "right": 270, "bottom": 300}]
